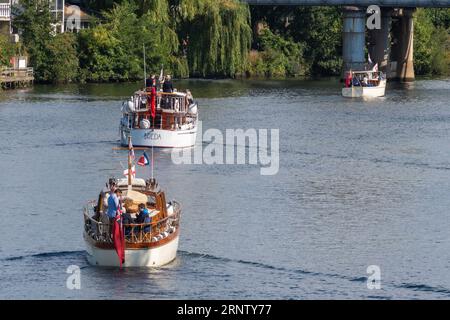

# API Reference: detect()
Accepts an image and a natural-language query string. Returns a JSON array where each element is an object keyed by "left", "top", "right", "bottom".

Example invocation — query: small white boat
[
  {"left": 120, "top": 90, "right": 199, "bottom": 148},
  {"left": 342, "top": 71, "right": 386, "bottom": 98},
  {"left": 83, "top": 138, "right": 181, "bottom": 267}
]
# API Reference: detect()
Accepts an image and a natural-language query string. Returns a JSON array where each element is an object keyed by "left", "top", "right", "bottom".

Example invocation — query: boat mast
[
  {"left": 143, "top": 44, "right": 147, "bottom": 88},
  {"left": 127, "top": 136, "right": 132, "bottom": 189}
]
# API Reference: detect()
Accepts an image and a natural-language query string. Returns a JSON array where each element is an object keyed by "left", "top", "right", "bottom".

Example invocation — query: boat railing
[
  {"left": 83, "top": 203, "right": 181, "bottom": 244},
  {"left": 345, "top": 71, "right": 384, "bottom": 88},
  {"left": 128, "top": 91, "right": 190, "bottom": 114},
  {"left": 157, "top": 92, "right": 188, "bottom": 113}
]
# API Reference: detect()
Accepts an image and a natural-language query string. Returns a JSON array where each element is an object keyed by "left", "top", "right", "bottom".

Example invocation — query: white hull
[
  {"left": 342, "top": 80, "right": 386, "bottom": 98},
  {"left": 121, "top": 127, "right": 197, "bottom": 148},
  {"left": 84, "top": 233, "right": 179, "bottom": 267}
]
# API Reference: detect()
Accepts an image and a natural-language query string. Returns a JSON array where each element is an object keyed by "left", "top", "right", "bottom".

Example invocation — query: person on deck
[
  {"left": 107, "top": 188, "right": 122, "bottom": 236},
  {"left": 345, "top": 71, "right": 352, "bottom": 88},
  {"left": 362, "top": 75, "right": 369, "bottom": 87},
  {"left": 162, "top": 75, "right": 174, "bottom": 93},
  {"left": 136, "top": 203, "right": 152, "bottom": 234},
  {"left": 352, "top": 76, "right": 361, "bottom": 87},
  {"left": 121, "top": 208, "right": 135, "bottom": 236},
  {"left": 145, "top": 75, "right": 152, "bottom": 90}
]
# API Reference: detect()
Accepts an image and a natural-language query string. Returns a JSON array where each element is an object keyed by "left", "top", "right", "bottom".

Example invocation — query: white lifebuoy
[{"left": 140, "top": 119, "right": 151, "bottom": 129}]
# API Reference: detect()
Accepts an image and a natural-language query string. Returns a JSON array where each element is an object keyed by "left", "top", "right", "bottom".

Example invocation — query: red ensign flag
[
  {"left": 112, "top": 211, "right": 125, "bottom": 267},
  {"left": 151, "top": 86, "right": 156, "bottom": 118}
]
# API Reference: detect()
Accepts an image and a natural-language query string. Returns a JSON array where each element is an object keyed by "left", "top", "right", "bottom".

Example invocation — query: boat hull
[
  {"left": 342, "top": 80, "right": 386, "bottom": 98},
  {"left": 84, "top": 233, "right": 179, "bottom": 267},
  {"left": 120, "top": 127, "right": 197, "bottom": 148}
]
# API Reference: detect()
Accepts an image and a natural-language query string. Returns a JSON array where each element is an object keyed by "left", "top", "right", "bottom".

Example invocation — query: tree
[
  {"left": 13, "top": 0, "right": 79, "bottom": 83},
  {"left": 0, "top": 35, "right": 15, "bottom": 67},
  {"left": 176, "top": 0, "right": 252, "bottom": 77},
  {"left": 288, "top": 7, "right": 342, "bottom": 76},
  {"left": 415, "top": 8, "right": 450, "bottom": 76}
]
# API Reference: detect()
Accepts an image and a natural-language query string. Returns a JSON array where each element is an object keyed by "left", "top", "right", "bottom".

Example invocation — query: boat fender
[
  {"left": 127, "top": 100, "right": 134, "bottom": 112},
  {"left": 188, "top": 103, "right": 198, "bottom": 114},
  {"left": 140, "top": 119, "right": 151, "bottom": 129},
  {"left": 167, "top": 205, "right": 174, "bottom": 216}
]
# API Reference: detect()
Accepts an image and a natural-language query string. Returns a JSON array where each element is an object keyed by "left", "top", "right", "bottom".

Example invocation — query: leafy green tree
[
  {"left": 46, "top": 33, "right": 80, "bottom": 83},
  {"left": 248, "top": 28, "right": 307, "bottom": 77},
  {"left": 13, "top": 0, "right": 54, "bottom": 81},
  {"left": 12, "top": 0, "right": 79, "bottom": 83},
  {"left": 78, "top": 0, "right": 187, "bottom": 82},
  {"left": 176, "top": 0, "right": 252, "bottom": 77},
  {"left": 0, "top": 35, "right": 15, "bottom": 67},
  {"left": 415, "top": 8, "right": 450, "bottom": 76},
  {"left": 288, "top": 7, "right": 342, "bottom": 76}
]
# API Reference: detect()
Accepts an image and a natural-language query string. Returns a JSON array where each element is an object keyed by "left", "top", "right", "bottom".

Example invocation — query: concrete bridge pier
[
  {"left": 393, "top": 8, "right": 415, "bottom": 82},
  {"left": 342, "top": 6, "right": 366, "bottom": 74},
  {"left": 368, "top": 8, "right": 392, "bottom": 74}
]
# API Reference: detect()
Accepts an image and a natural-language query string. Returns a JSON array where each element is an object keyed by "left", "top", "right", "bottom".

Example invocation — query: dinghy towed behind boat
[
  {"left": 83, "top": 137, "right": 181, "bottom": 267},
  {"left": 342, "top": 70, "right": 386, "bottom": 98}
]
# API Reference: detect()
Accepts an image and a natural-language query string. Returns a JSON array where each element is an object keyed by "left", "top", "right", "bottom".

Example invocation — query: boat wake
[
  {"left": 178, "top": 251, "right": 450, "bottom": 297},
  {"left": 2, "top": 249, "right": 450, "bottom": 298}
]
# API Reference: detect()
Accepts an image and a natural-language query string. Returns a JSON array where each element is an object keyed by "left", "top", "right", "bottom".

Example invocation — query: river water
[{"left": 0, "top": 78, "right": 450, "bottom": 299}]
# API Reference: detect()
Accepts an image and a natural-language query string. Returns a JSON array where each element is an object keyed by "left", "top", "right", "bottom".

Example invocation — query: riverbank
[{"left": 1, "top": 2, "right": 448, "bottom": 84}]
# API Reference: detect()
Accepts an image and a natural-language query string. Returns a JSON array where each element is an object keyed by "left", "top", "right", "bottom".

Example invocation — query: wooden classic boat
[
  {"left": 83, "top": 138, "right": 181, "bottom": 267},
  {"left": 120, "top": 88, "right": 199, "bottom": 148},
  {"left": 342, "top": 71, "right": 386, "bottom": 98}
]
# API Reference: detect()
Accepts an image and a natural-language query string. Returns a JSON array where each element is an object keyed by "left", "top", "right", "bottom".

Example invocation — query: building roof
[{"left": 64, "top": 3, "right": 91, "bottom": 22}]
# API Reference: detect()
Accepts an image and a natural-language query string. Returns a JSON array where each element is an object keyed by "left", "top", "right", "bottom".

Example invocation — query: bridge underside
[
  {"left": 245, "top": 1, "right": 450, "bottom": 82},
  {"left": 344, "top": 6, "right": 415, "bottom": 81}
]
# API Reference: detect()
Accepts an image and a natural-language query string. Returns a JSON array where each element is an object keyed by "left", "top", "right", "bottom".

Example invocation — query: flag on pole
[
  {"left": 159, "top": 67, "right": 164, "bottom": 82},
  {"left": 372, "top": 63, "right": 378, "bottom": 72},
  {"left": 151, "top": 86, "right": 156, "bottom": 118},
  {"left": 123, "top": 166, "right": 136, "bottom": 178},
  {"left": 137, "top": 152, "right": 150, "bottom": 166},
  {"left": 368, "top": 53, "right": 373, "bottom": 64},
  {"left": 112, "top": 210, "right": 125, "bottom": 267}
]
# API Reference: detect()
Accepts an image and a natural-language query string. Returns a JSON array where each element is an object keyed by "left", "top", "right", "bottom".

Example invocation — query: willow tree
[
  {"left": 176, "top": 0, "right": 252, "bottom": 77},
  {"left": 140, "top": 0, "right": 189, "bottom": 77}
]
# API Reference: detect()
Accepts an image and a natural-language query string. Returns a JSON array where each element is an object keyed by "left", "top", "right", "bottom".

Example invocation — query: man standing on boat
[
  {"left": 345, "top": 70, "right": 352, "bottom": 88},
  {"left": 162, "top": 75, "right": 174, "bottom": 93},
  {"left": 107, "top": 188, "right": 122, "bottom": 236},
  {"left": 145, "top": 75, "right": 153, "bottom": 89}
]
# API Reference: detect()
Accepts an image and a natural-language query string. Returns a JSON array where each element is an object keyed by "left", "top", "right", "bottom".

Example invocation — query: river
[{"left": 0, "top": 78, "right": 449, "bottom": 299}]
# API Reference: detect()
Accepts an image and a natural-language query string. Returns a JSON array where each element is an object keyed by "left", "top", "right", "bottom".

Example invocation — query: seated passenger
[
  {"left": 121, "top": 211, "right": 135, "bottom": 236},
  {"left": 136, "top": 203, "right": 152, "bottom": 233},
  {"left": 362, "top": 76, "right": 369, "bottom": 87}
]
